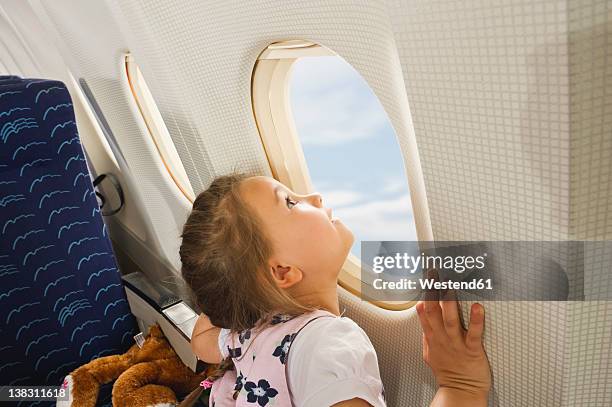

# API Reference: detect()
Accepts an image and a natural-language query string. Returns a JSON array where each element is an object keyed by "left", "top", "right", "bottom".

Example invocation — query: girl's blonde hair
[{"left": 179, "top": 173, "right": 310, "bottom": 332}]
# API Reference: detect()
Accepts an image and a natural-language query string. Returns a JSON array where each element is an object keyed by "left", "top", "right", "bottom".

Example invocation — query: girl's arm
[
  {"left": 416, "top": 299, "right": 491, "bottom": 407},
  {"left": 191, "top": 313, "right": 223, "bottom": 364}
]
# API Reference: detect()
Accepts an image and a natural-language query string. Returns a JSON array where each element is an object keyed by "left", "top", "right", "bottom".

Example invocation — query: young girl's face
[{"left": 240, "top": 176, "right": 354, "bottom": 284}]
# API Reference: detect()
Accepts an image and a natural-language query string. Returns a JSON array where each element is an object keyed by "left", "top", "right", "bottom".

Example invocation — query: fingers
[
  {"left": 440, "top": 296, "right": 463, "bottom": 340},
  {"left": 417, "top": 298, "right": 450, "bottom": 352},
  {"left": 423, "top": 298, "right": 447, "bottom": 337},
  {"left": 420, "top": 269, "right": 448, "bottom": 336},
  {"left": 416, "top": 301, "right": 433, "bottom": 339},
  {"left": 423, "top": 268, "right": 439, "bottom": 302},
  {"left": 466, "top": 303, "right": 485, "bottom": 349}
]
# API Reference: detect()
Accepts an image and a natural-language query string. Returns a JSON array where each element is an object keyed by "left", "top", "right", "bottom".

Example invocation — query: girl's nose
[{"left": 306, "top": 192, "right": 323, "bottom": 208}]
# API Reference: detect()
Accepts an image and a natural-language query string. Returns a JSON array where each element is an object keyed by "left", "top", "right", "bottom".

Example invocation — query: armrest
[{"left": 121, "top": 272, "right": 206, "bottom": 372}]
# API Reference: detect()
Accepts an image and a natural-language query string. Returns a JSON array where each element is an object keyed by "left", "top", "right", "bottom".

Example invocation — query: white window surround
[{"left": 251, "top": 41, "right": 429, "bottom": 310}]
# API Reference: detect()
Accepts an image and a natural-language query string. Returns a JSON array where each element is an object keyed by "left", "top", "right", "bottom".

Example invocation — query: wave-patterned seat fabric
[{"left": 0, "top": 76, "right": 136, "bottom": 395}]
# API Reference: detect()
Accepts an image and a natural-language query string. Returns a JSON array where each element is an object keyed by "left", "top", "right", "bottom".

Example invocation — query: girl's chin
[{"left": 335, "top": 220, "right": 355, "bottom": 246}]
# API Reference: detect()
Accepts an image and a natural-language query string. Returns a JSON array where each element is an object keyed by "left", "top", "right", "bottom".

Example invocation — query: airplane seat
[{"left": 0, "top": 75, "right": 138, "bottom": 392}]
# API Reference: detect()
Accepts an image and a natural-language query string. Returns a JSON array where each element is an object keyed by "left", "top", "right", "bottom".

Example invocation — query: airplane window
[
  {"left": 289, "top": 56, "right": 417, "bottom": 258},
  {"left": 125, "top": 55, "right": 195, "bottom": 201},
  {"left": 253, "top": 42, "right": 421, "bottom": 307}
]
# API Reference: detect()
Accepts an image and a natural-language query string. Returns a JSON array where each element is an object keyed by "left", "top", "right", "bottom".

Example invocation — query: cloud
[
  {"left": 334, "top": 193, "right": 417, "bottom": 243},
  {"left": 290, "top": 56, "right": 357, "bottom": 93},
  {"left": 381, "top": 177, "right": 410, "bottom": 195},
  {"left": 289, "top": 56, "right": 391, "bottom": 146},
  {"left": 319, "top": 189, "right": 363, "bottom": 208}
]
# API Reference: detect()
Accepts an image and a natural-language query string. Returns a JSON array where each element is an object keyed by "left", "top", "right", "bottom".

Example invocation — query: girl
[{"left": 180, "top": 174, "right": 490, "bottom": 406}]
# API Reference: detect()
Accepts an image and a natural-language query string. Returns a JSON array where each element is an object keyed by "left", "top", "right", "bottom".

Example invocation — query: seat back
[{"left": 0, "top": 76, "right": 136, "bottom": 386}]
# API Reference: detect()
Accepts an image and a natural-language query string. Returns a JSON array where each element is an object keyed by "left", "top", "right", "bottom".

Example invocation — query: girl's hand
[{"left": 416, "top": 298, "right": 491, "bottom": 406}]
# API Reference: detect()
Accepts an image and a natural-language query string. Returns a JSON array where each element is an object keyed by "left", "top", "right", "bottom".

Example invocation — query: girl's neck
[{"left": 291, "top": 285, "right": 341, "bottom": 316}]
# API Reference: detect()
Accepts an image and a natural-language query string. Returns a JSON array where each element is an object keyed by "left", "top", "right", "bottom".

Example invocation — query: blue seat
[{"left": 0, "top": 76, "right": 136, "bottom": 397}]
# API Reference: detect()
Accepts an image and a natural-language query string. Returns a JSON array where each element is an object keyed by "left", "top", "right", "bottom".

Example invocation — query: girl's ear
[{"left": 269, "top": 262, "right": 303, "bottom": 289}]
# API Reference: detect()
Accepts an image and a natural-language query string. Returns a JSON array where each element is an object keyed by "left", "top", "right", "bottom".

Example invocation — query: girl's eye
[{"left": 285, "top": 196, "right": 298, "bottom": 209}]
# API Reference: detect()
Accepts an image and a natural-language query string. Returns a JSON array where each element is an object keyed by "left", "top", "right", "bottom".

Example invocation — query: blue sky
[{"left": 289, "top": 56, "right": 417, "bottom": 257}]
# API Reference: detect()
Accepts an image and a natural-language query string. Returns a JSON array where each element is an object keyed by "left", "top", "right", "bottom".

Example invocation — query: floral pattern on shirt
[
  {"left": 228, "top": 345, "right": 242, "bottom": 358},
  {"left": 234, "top": 370, "right": 246, "bottom": 392},
  {"left": 272, "top": 333, "right": 297, "bottom": 365},
  {"left": 239, "top": 329, "right": 252, "bottom": 344},
  {"left": 244, "top": 379, "right": 278, "bottom": 406},
  {"left": 271, "top": 314, "right": 294, "bottom": 324}
]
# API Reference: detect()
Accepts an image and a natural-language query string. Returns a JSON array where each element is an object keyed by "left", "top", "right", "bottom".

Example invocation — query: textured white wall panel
[
  {"left": 388, "top": 0, "right": 571, "bottom": 241},
  {"left": 566, "top": 1, "right": 612, "bottom": 405}
]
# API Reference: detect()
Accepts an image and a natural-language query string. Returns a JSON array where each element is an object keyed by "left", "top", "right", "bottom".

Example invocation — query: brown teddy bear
[{"left": 58, "top": 324, "right": 207, "bottom": 407}]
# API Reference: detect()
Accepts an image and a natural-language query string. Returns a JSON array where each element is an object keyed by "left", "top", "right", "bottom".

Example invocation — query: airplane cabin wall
[{"left": 0, "top": 0, "right": 610, "bottom": 406}]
